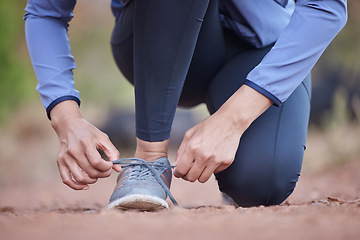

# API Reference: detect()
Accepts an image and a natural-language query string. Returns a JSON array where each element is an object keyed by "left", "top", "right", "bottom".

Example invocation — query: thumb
[
  {"left": 175, "top": 130, "right": 192, "bottom": 165},
  {"left": 97, "top": 136, "right": 122, "bottom": 172},
  {"left": 97, "top": 134, "right": 120, "bottom": 161}
]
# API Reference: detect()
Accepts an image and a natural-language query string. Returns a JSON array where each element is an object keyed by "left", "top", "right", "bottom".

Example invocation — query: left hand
[
  {"left": 173, "top": 85, "right": 273, "bottom": 183},
  {"left": 173, "top": 111, "right": 244, "bottom": 183}
]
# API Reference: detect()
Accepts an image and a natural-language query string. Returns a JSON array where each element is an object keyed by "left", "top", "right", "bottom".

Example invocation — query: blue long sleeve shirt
[{"left": 24, "top": 0, "right": 347, "bottom": 118}]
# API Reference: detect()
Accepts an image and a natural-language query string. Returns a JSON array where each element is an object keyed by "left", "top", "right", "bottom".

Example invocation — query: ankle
[{"left": 134, "top": 138, "right": 169, "bottom": 161}]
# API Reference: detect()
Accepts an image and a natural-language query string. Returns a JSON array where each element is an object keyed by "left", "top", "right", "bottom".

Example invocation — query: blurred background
[{"left": 0, "top": 0, "right": 359, "bottom": 188}]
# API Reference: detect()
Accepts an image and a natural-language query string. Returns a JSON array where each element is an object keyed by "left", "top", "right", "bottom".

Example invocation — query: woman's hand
[
  {"left": 50, "top": 101, "right": 121, "bottom": 190},
  {"left": 174, "top": 111, "right": 244, "bottom": 183},
  {"left": 174, "top": 85, "right": 273, "bottom": 183}
]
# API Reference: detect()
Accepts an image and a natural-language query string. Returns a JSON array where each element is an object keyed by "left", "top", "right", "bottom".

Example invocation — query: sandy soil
[
  {"left": 0, "top": 159, "right": 359, "bottom": 240},
  {"left": 0, "top": 106, "right": 359, "bottom": 240},
  {"left": 2, "top": 0, "right": 359, "bottom": 237}
]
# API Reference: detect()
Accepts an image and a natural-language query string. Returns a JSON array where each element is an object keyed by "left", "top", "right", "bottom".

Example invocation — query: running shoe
[
  {"left": 108, "top": 157, "right": 178, "bottom": 211},
  {"left": 221, "top": 192, "right": 239, "bottom": 207}
]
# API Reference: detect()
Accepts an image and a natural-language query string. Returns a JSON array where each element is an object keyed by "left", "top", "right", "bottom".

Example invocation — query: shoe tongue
[
  {"left": 132, "top": 164, "right": 141, "bottom": 170},
  {"left": 132, "top": 164, "right": 146, "bottom": 174},
  {"left": 129, "top": 163, "right": 152, "bottom": 180},
  {"left": 127, "top": 158, "right": 170, "bottom": 180}
]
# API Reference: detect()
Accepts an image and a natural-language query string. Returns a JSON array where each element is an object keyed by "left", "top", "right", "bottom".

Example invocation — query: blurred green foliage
[
  {"left": 325, "top": 0, "right": 360, "bottom": 75},
  {"left": 310, "top": 0, "right": 360, "bottom": 126},
  {"left": 0, "top": 1, "right": 35, "bottom": 122},
  {"left": 0, "top": 0, "right": 359, "bottom": 124}
]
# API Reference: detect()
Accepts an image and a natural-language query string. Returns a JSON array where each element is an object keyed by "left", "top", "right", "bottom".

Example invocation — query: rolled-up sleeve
[
  {"left": 245, "top": 0, "right": 347, "bottom": 106},
  {"left": 24, "top": 0, "right": 80, "bottom": 119}
]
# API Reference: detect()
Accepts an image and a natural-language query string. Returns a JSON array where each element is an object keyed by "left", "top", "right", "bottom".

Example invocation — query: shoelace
[{"left": 112, "top": 158, "right": 178, "bottom": 206}]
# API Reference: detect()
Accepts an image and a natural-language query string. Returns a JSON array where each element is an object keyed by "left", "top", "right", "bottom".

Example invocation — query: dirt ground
[
  {"left": 2, "top": 1, "right": 359, "bottom": 238},
  {"left": 0, "top": 106, "right": 358, "bottom": 240},
  {"left": 0, "top": 158, "right": 359, "bottom": 240}
]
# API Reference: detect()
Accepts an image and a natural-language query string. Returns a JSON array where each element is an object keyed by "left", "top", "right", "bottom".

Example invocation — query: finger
[
  {"left": 112, "top": 164, "right": 122, "bottom": 172},
  {"left": 66, "top": 146, "right": 104, "bottom": 179},
  {"left": 173, "top": 145, "right": 195, "bottom": 178},
  {"left": 65, "top": 155, "right": 98, "bottom": 185},
  {"left": 85, "top": 146, "right": 113, "bottom": 173},
  {"left": 98, "top": 135, "right": 122, "bottom": 172},
  {"left": 214, "top": 163, "right": 229, "bottom": 173},
  {"left": 58, "top": 162, "right": 89, "bottom": 190},
  {"left": 78, "top": 154, "right": 112, "bottom": 178},
  {"left": 73, "top": 156, "right": 100, "bottom": 179},
  {"left": 175, "top": 139, "right": 187, "bottom": 165},
  {"left": 175, "top": 128, "right": 193, "bottom": 165},
  {"left": 198, "top": 165, "right": 215, "bottom": 183},
  {"left": 97, "top": 133, "right": 120, "bottom": 161},
  {"left": 182, "top": 160, "right": 206, "bottom": 183},
  {"left": 68, "top": 145, "right": 113, "bottom": 178}
]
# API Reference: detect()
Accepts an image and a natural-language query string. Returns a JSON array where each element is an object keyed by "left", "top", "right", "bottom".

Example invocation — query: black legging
[{"left": 111, "top": 0, "right": 311, "bottom": 207}]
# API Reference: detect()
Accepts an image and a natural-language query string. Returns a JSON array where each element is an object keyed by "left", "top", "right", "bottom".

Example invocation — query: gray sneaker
[
  {"left": 221, "top": 192, "right": 239, "bottom": 207},
  {"left": 108, "top": 157, "right": 178, "bottom": 211}
]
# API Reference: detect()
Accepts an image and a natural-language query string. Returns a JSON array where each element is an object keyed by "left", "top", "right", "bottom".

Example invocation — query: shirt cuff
[
  {"left": 46, "top": 95, "right": 81, "bottom": 120},
  {"left": 244, "top": 80, "right": 282, "bottom": 107}
]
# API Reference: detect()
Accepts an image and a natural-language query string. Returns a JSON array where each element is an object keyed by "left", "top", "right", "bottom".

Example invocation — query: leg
[
  {"left": 111, "top": 1, "right": 171, "bottom": 160},
  {"left": 109, "top": 0, "right": 226, "bottom": 210},
  {"left": 111, "top": 0, "right": 226, "bottom": 160},
  {"left": 113, "top": 0, "right": 210, "bottom": 142},
  {"left": 206, "top": 40, "right": 311, "bottom": 207}
]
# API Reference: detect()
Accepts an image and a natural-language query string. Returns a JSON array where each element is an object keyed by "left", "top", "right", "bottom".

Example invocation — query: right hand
[{"left": 50, "top": 101, "right": 121, "bottom": 190}]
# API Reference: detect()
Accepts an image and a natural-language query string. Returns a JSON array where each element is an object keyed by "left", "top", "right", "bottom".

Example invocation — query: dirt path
[{"left": 0, "top": 160, "right": 359, "bottom": 240}]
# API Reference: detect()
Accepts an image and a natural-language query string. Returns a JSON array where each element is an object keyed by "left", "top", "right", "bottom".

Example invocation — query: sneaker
[
  {"left": 108, "top": 157, "right": 178, "bottom": 211},
  {"left": 221, "top": 192, "right": 238, "bottom": 207}
]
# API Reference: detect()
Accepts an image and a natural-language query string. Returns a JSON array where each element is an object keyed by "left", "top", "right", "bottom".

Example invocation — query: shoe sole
[{"left": 108, "top": 194, "right": 169, "bottom": 211}]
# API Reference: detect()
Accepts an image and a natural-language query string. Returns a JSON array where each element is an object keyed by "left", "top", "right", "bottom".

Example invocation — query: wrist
[
  {"left": 217, "top": 85, "right": 272, "bottom": 132},
  {"left": 50, "top": 100, "right": 83, "bottom": 131},
  {"left": 216, "top": 105, "right": 252, "bottom": 134}
]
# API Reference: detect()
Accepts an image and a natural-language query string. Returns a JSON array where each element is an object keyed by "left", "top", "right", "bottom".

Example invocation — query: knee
[
  {"left": 264, "top": 178, "right": 298, "bottom": 206},
  {"left": 218, "top": 174, "right": 298, "bottom": 207}
]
